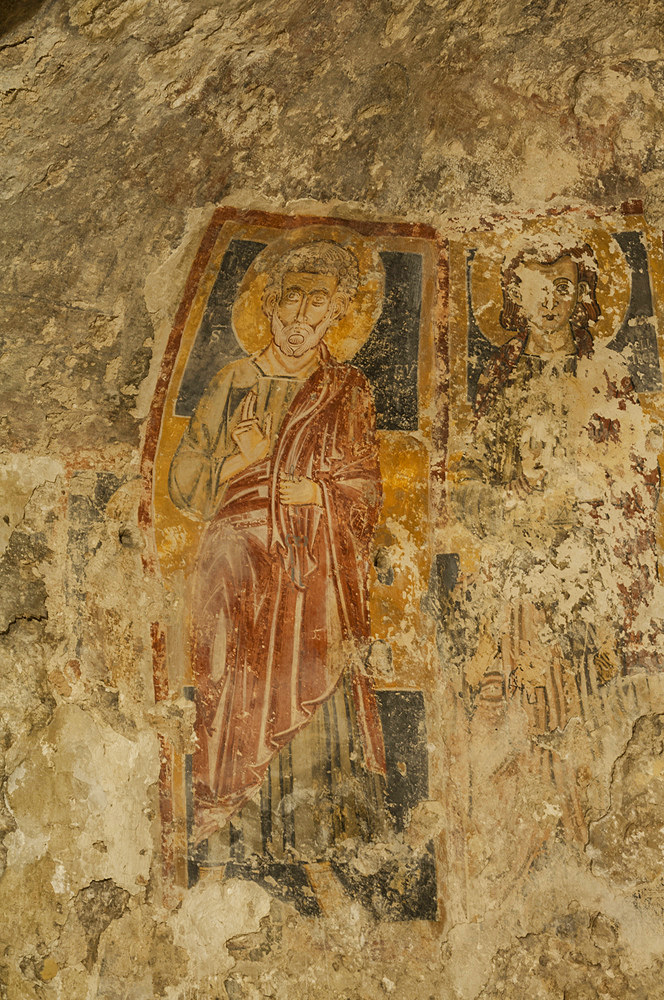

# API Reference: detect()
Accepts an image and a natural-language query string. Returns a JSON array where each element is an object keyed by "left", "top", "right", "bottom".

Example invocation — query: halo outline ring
[
  {"left": 469, "top": 221, "right": 632, "bottom": 348},
  {"left": 231, "top": 225, "right": 386, "bottom": 362}
]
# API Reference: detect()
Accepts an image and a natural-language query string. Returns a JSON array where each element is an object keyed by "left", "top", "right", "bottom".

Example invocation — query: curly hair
[
  {"left": 500, "top": 236, "right": 601, "bottom": 354},
  {"left": 265, "top": 240, "right": 360, "bottom": 300},
  {"left": 474, "top": 236, "right": 602, "bottom": 414}
]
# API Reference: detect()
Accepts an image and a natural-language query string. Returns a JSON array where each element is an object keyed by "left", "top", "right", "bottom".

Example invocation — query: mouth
[{"left": 288, "top": 333, "right": 305, "bottom": 345}]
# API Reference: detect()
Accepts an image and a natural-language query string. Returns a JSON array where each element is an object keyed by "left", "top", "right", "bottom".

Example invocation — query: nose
[
  {"left": 541, "top": 285, "right": 556, "bottom": 309},
  {"left": 296, "top": 294, "right": 309, "bottom": 320}
]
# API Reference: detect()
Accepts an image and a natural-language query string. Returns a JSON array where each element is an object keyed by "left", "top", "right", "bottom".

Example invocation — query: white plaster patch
[
  {"left": 4, "top": 827, "right": 49, "bottom": 868},
  {"left": 50, "top": 861, "right": 69, "bottom": 896},
  {"left": 6, "top": 705, "right": 159, "bottom": 894},
  {"left": 0, "top": 453, "right": 64, "bottom": 555},
  {"left": 167, "top": 878, "right": 271, "bottom": 985}
]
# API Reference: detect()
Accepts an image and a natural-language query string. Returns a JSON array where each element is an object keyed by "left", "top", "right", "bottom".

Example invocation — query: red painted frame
[{"left": 138, "top": 206, "right": 450, "bottom": 889}]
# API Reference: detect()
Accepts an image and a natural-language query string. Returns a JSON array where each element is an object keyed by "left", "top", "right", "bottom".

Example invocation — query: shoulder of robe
[
  {"left": 330, "top": 360, "right": 373, "bottom": 398},
  {"left": 203, "top": 356, "right": 258, "bottom": 394}
]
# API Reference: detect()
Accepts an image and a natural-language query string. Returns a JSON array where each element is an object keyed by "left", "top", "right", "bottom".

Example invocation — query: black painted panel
[
  {"left": 176, "top": 240, "right": 266, "bottom": 417},
  {"left": 608, "top": 231, "right": 662, "bottom": 391},
  {"left": 376, "top": 689, "right": 429, "bottom": 833},
  {"left": 176, "top": 241, "right": 423, "bottom": 431},
  {"left": 352, "top": 250, "right": 422, "bottom": 431}
]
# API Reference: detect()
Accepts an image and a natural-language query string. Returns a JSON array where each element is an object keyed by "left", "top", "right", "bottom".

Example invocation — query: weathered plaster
[{"left": 2, "top": 0, "right": 664, "bottom": 997}]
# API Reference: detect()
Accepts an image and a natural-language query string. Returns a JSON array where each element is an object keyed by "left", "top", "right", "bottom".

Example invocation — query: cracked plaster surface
[{"left": 1, "top": 0, "right": 664, "bottom": 997}]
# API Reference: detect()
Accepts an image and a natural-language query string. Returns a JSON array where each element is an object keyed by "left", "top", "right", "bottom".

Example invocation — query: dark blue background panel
[{"left": 176, "top": 240, "right": 422, "bottom": 431}]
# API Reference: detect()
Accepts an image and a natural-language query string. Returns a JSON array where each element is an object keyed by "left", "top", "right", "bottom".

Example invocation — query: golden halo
[
  {"left": 469, "top": 218, "right": 631, "bottom": 347},
  {"left": 231, "top": 225, "right": 386, "bottom": 362}
]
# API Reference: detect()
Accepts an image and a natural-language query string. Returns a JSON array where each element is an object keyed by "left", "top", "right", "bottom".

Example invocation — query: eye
[
  {"left": 311, "top": 294, "right": 328, "bottom": 306},
  {"left": 285, "top": 289, "right": 300, "bottom": 301},
  {"left": 554, "top": 280, "right": 574, "bottom": 295}
]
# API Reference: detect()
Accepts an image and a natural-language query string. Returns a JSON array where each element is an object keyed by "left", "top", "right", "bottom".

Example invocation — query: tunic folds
[{"left": 169, "top": 345, "right": 386, "bottom": 841}]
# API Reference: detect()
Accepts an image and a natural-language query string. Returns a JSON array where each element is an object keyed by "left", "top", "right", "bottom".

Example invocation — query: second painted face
[
  {"left": 270, "top": 271, "right": 341, "bottom": 357},
  {"left": 513, "top": 255, "right": 580, "bottom": 338}
]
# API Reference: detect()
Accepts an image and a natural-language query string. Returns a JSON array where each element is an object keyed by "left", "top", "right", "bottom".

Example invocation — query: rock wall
[{"left": 1, "top": 1, "right": 664, "bottom": 997}]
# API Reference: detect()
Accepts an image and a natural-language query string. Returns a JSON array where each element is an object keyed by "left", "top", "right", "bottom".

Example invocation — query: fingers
[
  {"left": 279, "top": 476, "right": 300, "bottom": 504},
  {"left": 234, "top": 418, "right": 260, "bottom": 433},
  {"left": 241, "top": 389, "right": 256, "bottom": 422},
  {"left": 245, "top": 390, "right": 257, "bottom": 420},
  {"left": 278, "top": 476, "right": 318, "bottom": 507},
  {"left": 231, "top": 419, "right": 262, "bottom": 456},
  {"left": 263, "top": 412, "right": 272, "bottom": 438},
  {"left": 231, "top": 422, "right": 252, "bottom": 446}
]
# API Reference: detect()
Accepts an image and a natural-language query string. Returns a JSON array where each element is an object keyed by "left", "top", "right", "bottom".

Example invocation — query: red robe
[{"left": 186, "top": 347, "right": 386, "bottom": 835}]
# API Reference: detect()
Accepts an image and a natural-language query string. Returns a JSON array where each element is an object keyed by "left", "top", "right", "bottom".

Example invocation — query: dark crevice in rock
[
  {"left": 0, "top": 0, "right": 53, "bottom": 37},
  {"left": 0, "top": 611, "right": 48, "bottom": 638}
]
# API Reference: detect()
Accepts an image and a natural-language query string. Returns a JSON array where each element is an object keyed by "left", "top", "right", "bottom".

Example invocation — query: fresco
[
  {"left": 441, "top": 209, "right": 664, "bottom": 917},
  {"left": 142, "top": 205, "right": 664, "bottom": 926},
  {"left": 141, "top": 209, "right": 447, "bottom": 918}
]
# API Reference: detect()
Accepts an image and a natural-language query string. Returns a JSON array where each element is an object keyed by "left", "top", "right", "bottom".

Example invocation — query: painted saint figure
[
  {"left": 451, "top": 233, "right": 662, "bottom": 854},
  {"left": 169, "top": 240, "right": 387, "bottom": 856}
]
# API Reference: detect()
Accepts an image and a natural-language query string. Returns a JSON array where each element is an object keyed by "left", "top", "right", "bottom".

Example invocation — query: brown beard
[{"left": 270, "top": 312, "right": 328, "bottom": 357}]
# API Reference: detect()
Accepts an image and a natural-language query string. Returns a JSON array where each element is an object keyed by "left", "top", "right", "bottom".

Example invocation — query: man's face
[
  {"left": 513, "top": 256, "right": 580, "bottom": 337},
  {"left": 270, "top": 271, "right": 342, "bottom": 357}
]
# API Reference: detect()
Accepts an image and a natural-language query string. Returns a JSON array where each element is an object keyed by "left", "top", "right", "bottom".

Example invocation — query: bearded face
[{"left": 268, "top": 271, "right": 345, "bottom": 358}]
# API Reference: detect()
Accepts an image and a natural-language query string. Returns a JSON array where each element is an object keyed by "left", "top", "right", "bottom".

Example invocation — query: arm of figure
[
  {"left": 276, "top": 377, "right": 380, "bottom": 513},
  {"left": 313, "top": 378, "right": 382, "bottom": 539},
  {"left": 450, "top": 436, "right": 510, "bottom": 537},
  {"left": 449, "top": 402, "right": 514, "bottom": 538},
  {"left": 454, "top": 465, "right": 575, "bottom": 538},
  {"left": 169, "top": 377, "right": 271, "bottom": 520},
  {"left": 451, "top": 412, "right": 558, "bottom": 536}
]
